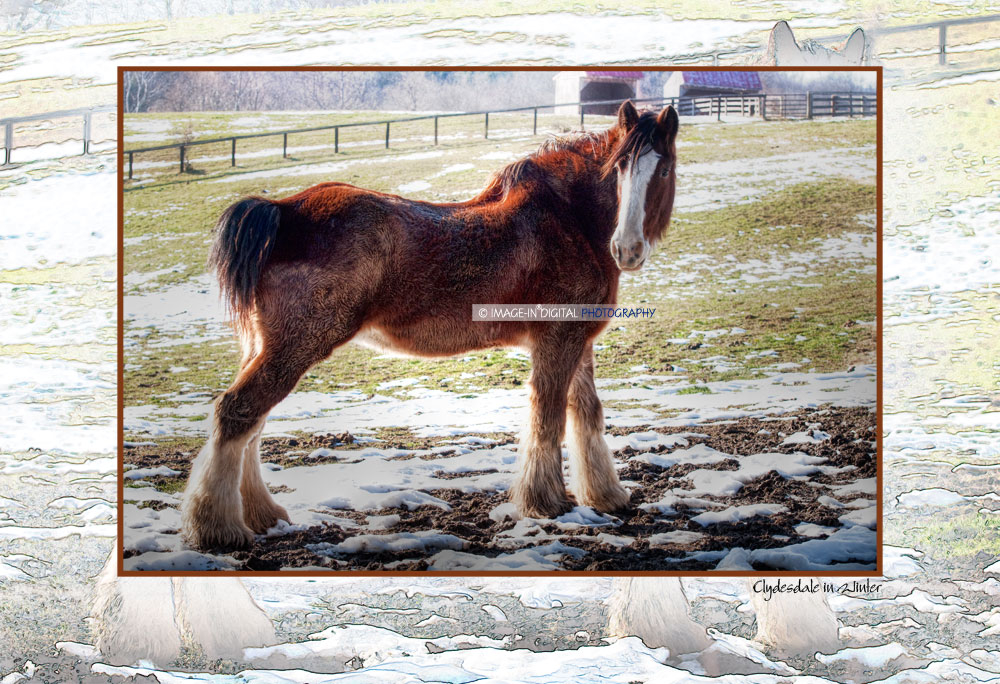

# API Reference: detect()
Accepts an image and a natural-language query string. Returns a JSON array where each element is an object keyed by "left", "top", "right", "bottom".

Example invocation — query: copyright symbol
[{"left": 478, "top": 308, "right": 487, "bottom": 319}]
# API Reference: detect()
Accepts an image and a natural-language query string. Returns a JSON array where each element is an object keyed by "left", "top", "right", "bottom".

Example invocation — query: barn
[
  {"left": 553, "top": 71, "right": 644, "bottom": 116},
  {"left": 663, "top": 71, "right": 763, "bottom": 115}
]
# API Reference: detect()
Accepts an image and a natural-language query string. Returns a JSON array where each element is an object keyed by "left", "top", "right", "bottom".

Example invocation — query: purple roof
[
  {"left": 586, "top": 71, "right": 643, "bottom": 80},
  {"left": 681, "top": 71, "right": 762, "bottom": 91}
]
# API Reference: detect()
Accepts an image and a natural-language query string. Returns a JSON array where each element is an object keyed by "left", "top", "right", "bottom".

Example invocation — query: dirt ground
[{"left": 122, "top": 405, "right": 876, "bottom": 571}]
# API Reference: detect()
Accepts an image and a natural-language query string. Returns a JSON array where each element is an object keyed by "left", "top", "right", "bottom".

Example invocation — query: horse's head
[
  {"left": 605, "top": 100, "right": 679, "bottom": 272},
  {"left": 766, "top": 21, "right": 867, "bottom": 66}
]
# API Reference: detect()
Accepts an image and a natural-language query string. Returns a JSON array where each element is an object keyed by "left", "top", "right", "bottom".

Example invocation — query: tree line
[
  {"left": 123, "top": 71, "right": 560, "bottom": 114},
  {"left": 123, "top": 70, "right": 875, "bottom": 115}
]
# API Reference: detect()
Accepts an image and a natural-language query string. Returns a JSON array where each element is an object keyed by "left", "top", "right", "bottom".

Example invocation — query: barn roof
[
  {"left": 585, "top": 71, "right": 644, "bottom": 81},
  {"left": 680, "top": 71, "right": 762, "bottom": 91}
]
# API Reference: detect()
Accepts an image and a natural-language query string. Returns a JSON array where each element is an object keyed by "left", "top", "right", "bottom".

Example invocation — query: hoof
[
  {"left": 574, "top": 482, "right": 631, "bottom": 513},
  {"left": 185, "top": 519, "right": 254, "bottom": 551},
  {"left": 244, "top": 500, "right": 290, "bottom": 534},
  {"left": 510, "top": 486, "right": 573, "bottom": 519},
  {"left": 182, "top": 492, "right": 254, "bottom": 551}
]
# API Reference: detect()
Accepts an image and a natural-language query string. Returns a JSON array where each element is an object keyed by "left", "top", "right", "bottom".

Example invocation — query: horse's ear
[
  {"left": 653, "top": 105, "right": 678, "bottom": 153},
  {"left": 843, "top": 27, "right": 866, "bottom": 64},
  {"left": 617, "top": 100, "right": 639, "bottom": 130},
  {"left": 769, "top": 20, "right": 800, "bottom": 62}
]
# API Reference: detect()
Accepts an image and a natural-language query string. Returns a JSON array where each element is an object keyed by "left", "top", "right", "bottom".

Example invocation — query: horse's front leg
[
  {"left": 510, "top": 325, "right": 585, "bottom": 518},
  {"left": 567, "top": 346, "right": 629, "bottom": 511}
]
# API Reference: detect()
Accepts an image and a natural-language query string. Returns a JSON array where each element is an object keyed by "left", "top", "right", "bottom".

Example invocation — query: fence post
[
  {"left": 282, "top": 132, "right": 287, "bottom": 158},
  {"left": 128, "top": 151, "right": 133, "bottom": 179},
  {"left": 761, "top": 94, "right": 767, "bottom": 120},
  {"left": 938, "top": 24, "right": 947, "bottom": 65},
  {"left": 3, "top": 122, "right": 11, "bottom": 165},
  {"left": 82, "top": 112, "right": 91, "bottom": 155},
  {"left": 434, "top": 116, "right": 438, "bottom": 145},
  {"left": 484, "top": 112, "right": 489, "bottom": 139},
  {"left": 806, "top": 91, "right": 812, "bottom": 119},
  {"left": 580, "top": 106, "right": 584, "bottom": 131},
  {"left": 385, "top": 122, "right": 390, "bottom": 149},
  {"left": 533, "top": 107, "right": 537, "bottom": 135},
  {"left": 717, "top": 96, "right": 721, "bottom": 121},
  {"left": 335, "top": 127, "right": 339, "bottom": 153},
  {"left": 231, "top": 138, "right": 236, "bottom": 166},
  {"left": 179, "top": 145, "right": 185, "bottom": 173}
]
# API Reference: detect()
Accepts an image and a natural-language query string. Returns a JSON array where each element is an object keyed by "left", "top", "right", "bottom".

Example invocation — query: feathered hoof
[
  {"left": 243, "top": 499, "right": 290, "bottom": 535},
  {"left": 182, "top": 492, "right": 254, "bottom": 550},
  {"left": 573, "top": 481, "right": 631, "bottom": 513},
  {"left": 510, "top": 484, "right": 573, "bottom": 519}
]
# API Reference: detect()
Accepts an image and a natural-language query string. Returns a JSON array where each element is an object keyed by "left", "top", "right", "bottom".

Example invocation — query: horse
[{"left": 180, "top": 100, "right": 679, "bottom": 550}]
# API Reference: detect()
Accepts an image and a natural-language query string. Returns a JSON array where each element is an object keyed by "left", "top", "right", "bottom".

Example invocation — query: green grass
[
  {"left": 677, "top": 385, "right": 712, "bottom": 395},
  {"left": 912, "top": 512, "right": 1000, "bottom": 559},
  {"left": 885, "top": 291, "right": 1000, "bottom": 412},
  {"left": 123, "top": 111, "right": 876, "bottom": 418}
]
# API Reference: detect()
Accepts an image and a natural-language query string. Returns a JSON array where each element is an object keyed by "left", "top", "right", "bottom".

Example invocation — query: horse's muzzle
[{"left": 611, "top": 239, "right": 646, "bottom": 271}]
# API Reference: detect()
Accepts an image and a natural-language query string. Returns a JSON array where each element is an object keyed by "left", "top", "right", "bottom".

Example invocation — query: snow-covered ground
[
  {"left": 121, "top": 366, "right": 877, "bottom": 571},
  {"left": 2, "top": 4, "right": 999, "bottom": 683},
  {"left": 118, "top": 110, "right": 877, "bottom": 572}
]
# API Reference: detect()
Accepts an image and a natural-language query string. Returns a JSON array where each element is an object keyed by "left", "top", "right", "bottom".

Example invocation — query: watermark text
[{"left": 472, "top": 304, "right": 656, "bottom": 321}]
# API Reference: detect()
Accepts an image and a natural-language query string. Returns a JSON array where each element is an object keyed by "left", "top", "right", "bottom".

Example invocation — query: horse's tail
[{"left": 209, "top": 196, "right": 280, "bottom": 332}]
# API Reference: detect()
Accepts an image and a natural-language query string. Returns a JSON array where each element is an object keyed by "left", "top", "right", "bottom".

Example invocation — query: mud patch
[{"left": 121, "top": 406, "right": 876, "bottom": 571}]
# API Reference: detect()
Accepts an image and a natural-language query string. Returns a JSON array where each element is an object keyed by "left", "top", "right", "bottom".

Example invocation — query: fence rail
[
  {"left": 1, "top": 105, "right": 115, "bottom": 165},
  {"left": 691, "top": 13, "right": 1000, "bottom": 65},
  {"left": 123, "top": 92, "right": 875, "bottom": 179},
  {"left": 869, "top": 13, "right": 1000, "bottom": 65},
  {"left": 1, "top": 12, "right": 994, "bottom": 168}
]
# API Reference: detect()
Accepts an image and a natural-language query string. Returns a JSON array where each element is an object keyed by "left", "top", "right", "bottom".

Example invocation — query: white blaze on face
[{"left": 613, "top": 151, "right": 659, "bottom": 267}]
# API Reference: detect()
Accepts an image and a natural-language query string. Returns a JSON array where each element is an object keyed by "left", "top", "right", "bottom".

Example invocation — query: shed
[
  {"left": 663, "top": 71, "right": 763, "bottom": 115},
  {"left": 554, "top": 71, "right": 644, "bottom": 116}
]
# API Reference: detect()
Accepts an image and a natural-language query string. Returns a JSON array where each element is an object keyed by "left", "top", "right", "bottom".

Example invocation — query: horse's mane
[
  {"left": 601, "top": 110, "right": 660, "bottom": 179},
  {"left": 481, "top": 129, "right": 610, "bottom": 201}
]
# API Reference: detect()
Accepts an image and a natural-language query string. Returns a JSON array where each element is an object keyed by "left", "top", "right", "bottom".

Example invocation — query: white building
[{"left": 553, "top": 71, "right": 644, "bottom": 116}]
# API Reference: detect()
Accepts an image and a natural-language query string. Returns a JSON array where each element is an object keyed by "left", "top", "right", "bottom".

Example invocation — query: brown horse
[{"left": 181, "top": 100, "right": 679, "bottom": 550}]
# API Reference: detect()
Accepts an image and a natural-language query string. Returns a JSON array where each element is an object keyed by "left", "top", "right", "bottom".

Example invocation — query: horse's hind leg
[
  {"left": 91, "top": 551, "right": 182, "bottom": 665},
  {"left": 567, "top": 346, "right": 629, "bottom": 512},
  {"left": 607, "top": 577, "right": 712, "bottom": 655},
  {"left": 748, "top": 579, "right": 840, "bottom": 656},
  {"left": 182, "top": 324, "right": 348, "bottom": 550},
  {"left": 510, "top": 325, "right": 585, "bottom": 518},
  {"left": 241, "top": 424, "right": 288, "bottom": 534},
  {"left": 171, "top": 576, "right": 276, "bottom": 659}
]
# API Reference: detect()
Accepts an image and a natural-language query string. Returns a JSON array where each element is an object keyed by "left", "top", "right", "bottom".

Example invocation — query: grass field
[{"left": 121, "top": 109, "right": 878, "bottom": 572}]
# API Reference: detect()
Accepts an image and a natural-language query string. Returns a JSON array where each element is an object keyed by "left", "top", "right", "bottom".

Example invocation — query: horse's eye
[{"left": 660, "top": 162, "right": 673, "bottom": 177}]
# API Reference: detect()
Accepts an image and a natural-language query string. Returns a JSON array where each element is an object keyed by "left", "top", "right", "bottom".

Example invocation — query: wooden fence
[
  {"left": 123, "top": 92, "right": 875, "bottom": 179},
  {"left": 696, "top": 13, "right": 1000, "bottom": 65},
  {"left": 1, "top": 105, "right": 115, "bottom": 166},
  {"left": 869, "top": 13, "right": 1000, "bottom": 65},
  {"left": 1, "top": 12, "right": 995, "bottom": 169}
]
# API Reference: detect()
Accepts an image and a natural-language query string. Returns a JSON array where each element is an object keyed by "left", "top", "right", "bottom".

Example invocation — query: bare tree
[
  {"left": 226, "top": 71, "right": 267, "bottom": 111},
  {"left": 124, "top": 69, "right": 559, "bottom": 114},
  {"left": 124, "top": 72, "right": 177, "bottom": 113},
  {"left": 1, "top": 0, "right": 69, "bottom": 31}
]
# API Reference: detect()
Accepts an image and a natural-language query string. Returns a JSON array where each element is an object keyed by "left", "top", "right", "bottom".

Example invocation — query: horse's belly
[{"left": 352, "top": 322, "right": 526, "bottom": 358}]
